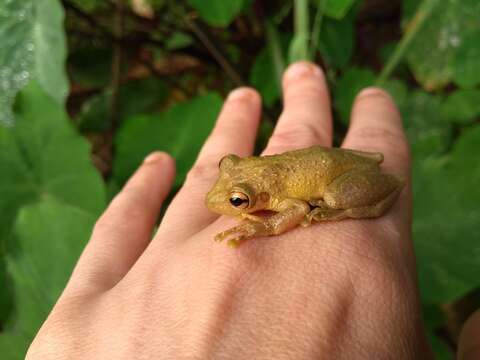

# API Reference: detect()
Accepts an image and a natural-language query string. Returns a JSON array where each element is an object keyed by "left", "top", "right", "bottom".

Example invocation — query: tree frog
[{"left": 205, "top": 146, "right": 404, "bottom": 248}]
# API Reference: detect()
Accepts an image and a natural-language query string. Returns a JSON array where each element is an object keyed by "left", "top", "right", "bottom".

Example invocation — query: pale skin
[{"left": 26, "top": 62, "right": 480, "bottom": 359}]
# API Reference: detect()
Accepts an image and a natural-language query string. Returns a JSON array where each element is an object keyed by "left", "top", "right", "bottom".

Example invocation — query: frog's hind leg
[{"left": 306, "top": 170, "right": 404, "bottom": 223}]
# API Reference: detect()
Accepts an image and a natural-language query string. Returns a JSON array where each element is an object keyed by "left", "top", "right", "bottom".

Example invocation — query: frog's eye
[{"left": 229, "top": 192, "right": 249, "bottom": 209}]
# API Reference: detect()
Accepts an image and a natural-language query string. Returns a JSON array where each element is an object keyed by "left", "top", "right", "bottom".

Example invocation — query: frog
[{"left": 205, "top": 145, "right": 404, "bottom": 248}]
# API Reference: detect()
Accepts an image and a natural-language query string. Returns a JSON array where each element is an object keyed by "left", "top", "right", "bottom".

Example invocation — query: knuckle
[
  {"left": 271, "top": 122, "right": 327, "bottom": 149},
  {"left": 186, "top": 160, "right": 218, "bottom": 183},
  {"left": 285, "top": 82, "right": 328, "bottom": 104}
]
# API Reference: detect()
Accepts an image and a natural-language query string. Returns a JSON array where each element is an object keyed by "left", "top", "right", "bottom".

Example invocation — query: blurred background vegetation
[{"left": 0, "top": 0, "right": 479, "bottom": 358}]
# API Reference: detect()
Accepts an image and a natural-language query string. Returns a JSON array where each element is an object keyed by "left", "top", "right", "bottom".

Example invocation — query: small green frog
[{"left": 206, "top": 145, "right": 404, "bottom": 247}]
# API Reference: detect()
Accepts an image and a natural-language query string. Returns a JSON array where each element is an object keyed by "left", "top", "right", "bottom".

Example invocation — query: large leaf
[
  {"left": 114, "top": 93, "right": 223, "bottom": 187},
  {"left": 441, "top": 89, "right": 480, "bottom": 125},
  {"left": 400, "top": 91, "right": 451, "bottom": 155},
  {"left": 312, "top": 0, "right": 356, "bottom": 19},
  {"left": 334, "top": 67, "right": 375, "bottom": 124},
  {"left": 404, "top": 0, "right": 480, "bottom": 90},
  {"left": 249, "top": 31, "right": 289, "bottom": 107},
  {"left": 2, "top": 199, "right": 96, "bottom": 354},
  {"left": 414, "top": 126, "right": 480, "bottom": 303},
  {"left": 0, "top": 82, "right": 105, "bottom": 358},
  {"left": 318, "top": 15, "right": 354, "bottom": 69},
  {"left": 0, "top": 81, "right": 105, "bottom": 243},
  {"left": 0, "top": 0, "right": 68, "bottom": 124},
  {"left": 187, "top": 0, "right": 244, "bottom": 27},
  {"left": 0, "top": 333, "right": 28, "bottom": 360},
  {"left": 453, "top": 31, "right": 480, "bottom": 88}
]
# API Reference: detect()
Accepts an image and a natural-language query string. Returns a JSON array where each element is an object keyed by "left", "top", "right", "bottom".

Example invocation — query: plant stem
[
  {"left": 291, "top": 0, "right": 310, "bottom": 62},
  {"left": 309, "top": 0, "right": 326, "bottom": 60},
  {"left": 376, "top": 0, "right": 440, "bottom": 85}
]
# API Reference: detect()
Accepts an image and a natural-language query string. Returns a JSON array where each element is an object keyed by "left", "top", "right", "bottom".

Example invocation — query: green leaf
[
  {"left": 249, "top": 31, "right": 289, "bottom": 107},
  {"left": 380, "top": 78, "right": 408, "bottom": 108},
  {"left": 249, "top": 48, "right": 281, "bottom": 107},
  {"left": 318, "top": 15, "right": 354, "bottom": 69},
  {"left": 0, "top": 0, "right": 68, "bottom": 124},
  {"left": 77, "top": 78, "right": 169, "bottom": 132},
  {"left": 0, "top": 81, "right": 105, "bottom": 242},
  {"left": 441, "top": 89, "right": 480, "bottom": 125},
  {"left": 165, "top": 31, "right": 194, "bottom": 50},
  {"left": 334, "top": 67, "right": 375, "bottom": 124},
  {"left": 400, "top": 91, "right": 451, "bottom": 155},
  {"left": 114, "top": 93, "right": 223, "bottom": 187},
  {"left": 453, "top": 31, "right": 480, "bottom": 88},
  {"left": 322, "top": 0, "right": 356, "bottom": 19},
  {"left": 414, "top": 125, "right": 480, "bottom": 303},
  {"left": 428, "top": 332, "right": 453, "bottom": 360},
  {"left": 187, "top": 0, "right": 244, "bottom": 27},
  {"left": 0, "top": 333, "right": 28, "bottom": 360},
  {"left": 4, "top": 199, "right": 96, "bottom": 342},
  {"left": 404, "top": 0, "right": 480, "bottom": 90}
]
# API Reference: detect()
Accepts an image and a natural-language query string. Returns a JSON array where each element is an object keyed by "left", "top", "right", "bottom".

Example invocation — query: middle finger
[{"left": 264, "top": 61, "right": 333, "bottom": 155}]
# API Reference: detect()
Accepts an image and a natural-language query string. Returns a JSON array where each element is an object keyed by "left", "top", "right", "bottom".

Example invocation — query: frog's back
[{"left": 261, "top": 146, "right": 383, "bottom": 200}]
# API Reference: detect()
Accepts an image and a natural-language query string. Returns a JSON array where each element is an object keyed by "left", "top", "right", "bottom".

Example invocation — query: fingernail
[
  {"left": 227, "top": 87, "right": 256, "bottom": 101},
  {"left": 357, "top": 87, "right": 392, "bottom": 100},
  {"left": 284, "top": 62, "right": 323, "bottom": 82},
  {"left": 143, "top": 151, "right": 166, "bottom": 164}
]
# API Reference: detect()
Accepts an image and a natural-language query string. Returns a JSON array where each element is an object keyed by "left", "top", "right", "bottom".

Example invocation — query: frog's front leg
[{"left": 215, "top": 199, "right": 310, "bottom": 247}]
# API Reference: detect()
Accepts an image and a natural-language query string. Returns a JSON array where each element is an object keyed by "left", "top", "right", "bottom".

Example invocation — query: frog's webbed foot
[
  {"left": 301, "top": 199, "right": 338, "bottom": 226},
  {"left": 215, "top": 220, "right": 268, "bottom": 248}
]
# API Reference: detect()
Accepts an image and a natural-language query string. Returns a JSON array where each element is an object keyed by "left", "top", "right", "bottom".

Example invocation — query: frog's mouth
[{"left": 250, "top": 210, "right": 276, "bottom": 218}]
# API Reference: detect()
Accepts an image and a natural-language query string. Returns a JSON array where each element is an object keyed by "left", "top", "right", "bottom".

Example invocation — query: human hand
[{"left": 27, "top": 62, "right": 434, "bottom": 359}]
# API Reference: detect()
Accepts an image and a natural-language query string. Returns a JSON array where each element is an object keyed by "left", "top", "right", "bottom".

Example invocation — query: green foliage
[
  {"left": 77, "top": 78, "right": 169, "bottom": 132},
  {"left": 0, "top": 0, "right": 68, "bottom": 124},
  {"left": 334, "top": 67, "right": 375, "bottom": 123},
  {"left": 404, "top": 0, "right": 480, "bottom": 90},
  {"left": 0, "top": 333, "right": 26, "bottom": 360},
  {"left": 187, "top": 0, "right": 244, "bottom": 27},
  {"left": 400, "top": 91, "right": 451, "bottom": 154},
  {"left": 165, "top": 31, "right": 194, "bottom": 51},
  {"left": 321, "top": 0, "right": 356, "bottom": 19},
  {"left": 453, "top": 31, "right": 480, "bottom": 88},
  {"left": 413, "top": 126, "right": 480, "bottom": 303},
  {"left": 318, "top": 15, "right": 354, "bottom": 69},
  {"left": 441, "top": 90, "right": 480, "bottom": 125},
  {"left": 5, "top": 198, "right": 97, "bottom": 345},
  {"left": 250, "top": 48, "right": 282, "bottom": 107},
  {"left": 114, "top": 94, "right": 223, "bottom": 187},
  {"left": 0, "top": 82, "right": 105, "bottom": 243},
  {"left": 0, "top": 82, "right": 105, "bottom": 357}
]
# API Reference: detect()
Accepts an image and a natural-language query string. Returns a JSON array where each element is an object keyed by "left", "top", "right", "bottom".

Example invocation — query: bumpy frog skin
[{"left": 205, "top": 145, "right": 404, "bottom": 248}]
